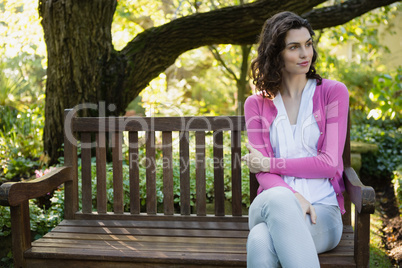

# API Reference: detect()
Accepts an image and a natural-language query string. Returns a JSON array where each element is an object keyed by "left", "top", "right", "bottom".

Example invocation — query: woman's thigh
[{"left": 305, "top": 204, "right": 343, "bottom": 253}]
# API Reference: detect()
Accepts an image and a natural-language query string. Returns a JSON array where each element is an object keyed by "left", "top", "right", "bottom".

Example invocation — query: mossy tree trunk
[{"left": 39, "top": 0, "right": 399, "bottom": 163}]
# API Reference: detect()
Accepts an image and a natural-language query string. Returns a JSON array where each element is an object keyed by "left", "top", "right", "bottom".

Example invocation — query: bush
[
  {"left": 351, "top": 118, "right": 401, "bottom": 192},
  {"left": 0, "top": 103, "right": 45, "bottom": 183}
]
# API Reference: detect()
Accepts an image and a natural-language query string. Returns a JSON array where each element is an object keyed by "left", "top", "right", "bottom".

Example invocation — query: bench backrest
[
  {"left": 63, "top": 109, "right": 254, "bottom": 219},
  {"left": 63, "top": 109, "right": 351, "bottom": 223}
]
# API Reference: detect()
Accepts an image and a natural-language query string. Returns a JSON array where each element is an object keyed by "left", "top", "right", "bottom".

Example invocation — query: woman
[{"left": 242, "top": 11, "right": 349, "bottom": 267}]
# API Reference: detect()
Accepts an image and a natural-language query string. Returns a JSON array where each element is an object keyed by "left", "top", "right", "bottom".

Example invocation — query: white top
[{"left": 270, "top": 79, "right": 338, "bottom": 206}]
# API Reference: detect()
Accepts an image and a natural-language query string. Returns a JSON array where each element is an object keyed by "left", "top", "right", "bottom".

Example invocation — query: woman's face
[{"left": 281, "top": 27, "right": 314, "bottom": 78}]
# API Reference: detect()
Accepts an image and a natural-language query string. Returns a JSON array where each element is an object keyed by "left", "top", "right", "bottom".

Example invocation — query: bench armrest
[
  {"left": 0, "top": 166, "right": 72, "bottom": 207},
  {"left": 344, "top": 166, "right": 375, "bottom": 214}
]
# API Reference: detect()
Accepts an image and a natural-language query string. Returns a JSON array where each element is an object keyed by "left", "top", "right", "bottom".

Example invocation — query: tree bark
[
  {"left": 237, "top": 45, "right": 252, "bottom": 115},
  {"left": 40, "top": 0, "right": 399, "bottom": 163},
  {"left": 303, "top": 0, "right": 399, "bottom": 29},
  {"left": 39, "top": 0, "right": 124, "bottom": 162}
]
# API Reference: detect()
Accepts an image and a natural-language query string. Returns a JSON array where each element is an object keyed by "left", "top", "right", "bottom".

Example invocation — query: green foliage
[
  {"left": 0, "top": 0, "right": 47, "bottom": 183},
  {"left": 351, "top": 119, "right": 401, "bottom": 190},
  {"left": 0, "top": 206, "right": 11, "bottom": 237},
  {"left": 30, "top": 188, "right": 64, "bottom": 240},
  {"left": 370, "top": 245, "right": 394, "bottom": 267},
  {"left": 368, "top": 67, "right": 402, "bottom": 120},
  {"left": 0, "top": 1, "right": 47, "bottom": 100},
  {"left": 2, "top": 157, "right": 39, "bottom": 181},
  {"left": 0, "top": 188, "right": 64, "bottom": 239},
  {"left": 369, "top": 213, "right": 395, "bottom": 267},
  {"left": 0, "top": 104, "right": 45, "bottom": 182},
  {"left": 315, "top": 4, "right": 401, "bottom": 118},
  {"left": 0, "top": 64, "right": 28, "bottom": 111}
]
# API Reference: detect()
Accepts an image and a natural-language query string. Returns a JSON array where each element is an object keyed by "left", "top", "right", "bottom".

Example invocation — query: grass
[{"left": 369, "top": 211, "right": 395, "bottom": 267}]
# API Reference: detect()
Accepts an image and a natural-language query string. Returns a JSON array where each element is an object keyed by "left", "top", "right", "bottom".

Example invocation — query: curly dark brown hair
[{"left": 251, "top": 11, "right": 322, "bottom": 98}]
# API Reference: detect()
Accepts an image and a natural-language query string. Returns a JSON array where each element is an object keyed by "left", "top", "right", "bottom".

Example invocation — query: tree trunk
[
  {"left": 39, "top": 0, "right": 399, "bottom": 163},
  {"left": 39, "top": 0, "right": 125, "bottom": 163},
  {"left": 237, "top": 45, "right": 252, "bottom": 115}
]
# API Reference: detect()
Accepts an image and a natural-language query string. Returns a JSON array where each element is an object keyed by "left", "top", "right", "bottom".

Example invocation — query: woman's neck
[{"left": 280, "top": 75, "right": 308, "bottom": 99}]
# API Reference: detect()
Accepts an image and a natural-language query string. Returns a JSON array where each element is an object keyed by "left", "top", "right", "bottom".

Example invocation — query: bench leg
[
  {"left": 11, "top": 201, "right": 31, "bottom": 268},
  {"left": 354, "top": 212, "right": 370, "bottom": 268}
]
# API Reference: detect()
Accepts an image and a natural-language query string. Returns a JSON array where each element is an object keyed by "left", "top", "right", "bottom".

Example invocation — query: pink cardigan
[{"left": 244, "top": 79, "right": 349, "bottom": 214}]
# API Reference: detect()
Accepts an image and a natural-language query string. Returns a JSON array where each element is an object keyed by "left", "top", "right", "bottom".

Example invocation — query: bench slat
[
  {"left": 213, "top": 130, "right": 225, "bottom": 216},
  {"left": 72, "top": 116, "right": 246, "bottom": 132},
  {"left": 162, "top": 131, "right": 174, "bottom": 215},
  {"left": 180, "top": 131, "right": 191, "bottom": 215},
  {"left": 50, "top": 225, "right": 249, "bottom": 238},
  {"left": 32, "top": 238, "right": 245, "bottom": 253},
  {"left": 96, "top": 132, "right": 107, "bottom": 213},
  {"left": 129, "top": 131, "right": 140, "bottom": 214},
  {"left": 81, "top": 133, "right": 92, "bottom": 214},
  {"left": 58, "top": 219, "right": 248, "bottom": 230},
  {"left": 195, "top": 131, "right": 206, "bottom": 216},
  {"left": 26, "top": 247, "right": 247, "bottom": 267},
  {"left": 43, "top": 232, "right": 247, "bottom": 244},
  {"left": 146, "top": 131, "right": 156, "bottom": 214},
  {"left": 231, "top": 130, "right": 242, "bottom": 216},
  {"left": 112, "top": 132, "right": 124, "bottom": 214},
  {"left": 73, "top": 212, "right": 248, "bottom": 222}
]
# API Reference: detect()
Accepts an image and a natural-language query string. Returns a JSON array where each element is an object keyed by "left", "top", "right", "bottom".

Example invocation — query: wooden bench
[{"left": 0, "top": 109, "right": 375, "bottom": 267}]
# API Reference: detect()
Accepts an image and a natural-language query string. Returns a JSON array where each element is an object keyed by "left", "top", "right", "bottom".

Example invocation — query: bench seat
[
  {"left": 26, "top": 218, "right": 248, "bottom": 267},
  {"left": 24, "top": 217, "right": 355, "bottom": 267}
]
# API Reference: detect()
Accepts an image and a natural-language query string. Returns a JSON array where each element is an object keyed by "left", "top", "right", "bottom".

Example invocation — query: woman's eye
[{"left": 306, "top": 42, "right": 312, "bottom": 47}]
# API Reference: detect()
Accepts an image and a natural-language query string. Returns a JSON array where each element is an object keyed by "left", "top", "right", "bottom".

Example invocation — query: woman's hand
[
  {"left": 241, "top": 143, "right": 270, "bottom": 173},
  {"left": 294, "top": 192, "right": 317, "bottom": 224}
]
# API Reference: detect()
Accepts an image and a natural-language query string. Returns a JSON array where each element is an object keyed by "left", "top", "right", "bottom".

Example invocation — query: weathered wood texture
[
  {"left": 24, "top": 220, "right": 355, "bottom": 267},
  {"left": 0, "top": 113, "right": 375, "bottom": 268}
]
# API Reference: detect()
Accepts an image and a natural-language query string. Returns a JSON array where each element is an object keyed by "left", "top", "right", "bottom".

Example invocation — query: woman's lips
[{"left": 298, "top": 61, "right": 310, "bottom": 67}]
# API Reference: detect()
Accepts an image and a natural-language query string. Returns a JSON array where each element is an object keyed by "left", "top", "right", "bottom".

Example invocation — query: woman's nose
[{"left": 300, "top": 47, "right": 307, "bottom": 58}]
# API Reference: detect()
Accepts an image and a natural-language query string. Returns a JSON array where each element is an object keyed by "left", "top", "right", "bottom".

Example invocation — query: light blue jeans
[{"left": 247, "top": 187, "right": 343, "bottom": 268}]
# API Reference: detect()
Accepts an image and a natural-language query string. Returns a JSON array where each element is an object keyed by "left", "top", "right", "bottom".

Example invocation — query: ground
[{"left": 377, "top": 184, "right": 402, "bottom": 267}]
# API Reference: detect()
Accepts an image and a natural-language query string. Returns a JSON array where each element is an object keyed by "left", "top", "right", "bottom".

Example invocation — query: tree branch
[
  {"left": 208, "top": 45, "right": 239, "bottom": 82},
  {"left": 302, "top": 0, "right": 399, "bottom": 29},
  {"left": 118, "top": 0, "right": 399, "bottom": 108},
  {"left": 119, "top": 0, "right": 322, "bottom": 105}
]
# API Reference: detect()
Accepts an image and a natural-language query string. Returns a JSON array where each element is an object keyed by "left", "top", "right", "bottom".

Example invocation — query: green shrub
[
  {"left": 368, "top": 67, "right": 402, "bottom": 120},
  {"left": 351, "top": 119, "right": 401, "bottom": 191},
  {"left": 0, "top": 104, "right": 45, "bottom": 182},
  {"left": 2, "top": 157, "right": 39, "bottom": 181}
]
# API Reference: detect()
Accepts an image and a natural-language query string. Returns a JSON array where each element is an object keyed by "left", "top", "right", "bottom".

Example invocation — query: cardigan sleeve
[
  {"left": 270, "top": 81, "right": 349, "bottom": 179},
  {"left": 244, "top": 95, "right": 296, "bottom": 193}
]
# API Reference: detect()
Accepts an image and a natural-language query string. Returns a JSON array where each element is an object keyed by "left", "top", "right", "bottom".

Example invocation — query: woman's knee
[
  {"left": 259, "top": 187, "right": 299, "bottom": 215},
  {"left": 249, "top": 187, "right": 301, "bottom": 229},
  {"left": 248, "top": 223, "right": 270, "bottom": 248},
  {"left": 247, "top": 223, "right": 280, "bottom": 268},
  {"left": 247, "top": 224, "right": 272, "bottom": 258}
]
